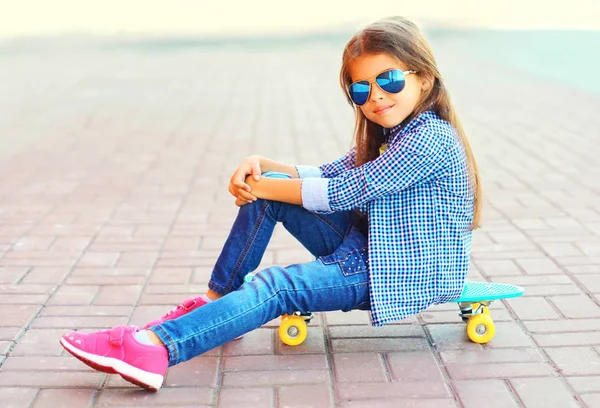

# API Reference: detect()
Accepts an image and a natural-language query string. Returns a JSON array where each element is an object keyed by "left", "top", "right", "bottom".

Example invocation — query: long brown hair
[{"left": 339, "top": 16, "right": 482, "bottom": 229}]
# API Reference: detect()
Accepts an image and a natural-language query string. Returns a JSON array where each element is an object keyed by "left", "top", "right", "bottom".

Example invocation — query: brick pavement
[{"left": 0, "top": 32, "right": 599, "bottom": 407}]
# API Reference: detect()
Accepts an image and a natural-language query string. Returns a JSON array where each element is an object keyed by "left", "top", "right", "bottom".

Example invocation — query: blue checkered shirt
[{"left": 298, "top": 111, "right": 474, "bottom": 326}]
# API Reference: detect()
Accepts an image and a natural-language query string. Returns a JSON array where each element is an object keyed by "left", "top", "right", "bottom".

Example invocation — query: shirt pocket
[{"left": 320, "top": 247, "right": 369, "bottom": 276}]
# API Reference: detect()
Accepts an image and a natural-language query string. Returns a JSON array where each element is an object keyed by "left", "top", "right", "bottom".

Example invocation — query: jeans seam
[
  {"left": 223, "top": 200, "right": 269, "bottom": 292},
  {"left": 266, "top": 202, "right": 347, "bottom": 240},
  {"left": 311, "top": 212, "right": 347, "bottom": 239},
  {"left": 151, "top": 325, "right": 179, "bottom": 366},
  {"left": 207, "top": 280, "right": 227, "bottom": 295}
]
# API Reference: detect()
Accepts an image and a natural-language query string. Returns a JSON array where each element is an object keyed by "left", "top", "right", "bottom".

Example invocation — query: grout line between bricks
[
  {"left": 322, "top": 314, "right": 340, "bottom": 408},
  {"left": 504, "top": 378, "right": 527, "bottom": 408},
  {"left": 492, "top": 205, "right": 594, "bottom": 407},
  {"left": 419, "top": 316, "right": 463, "bottom": 408}
]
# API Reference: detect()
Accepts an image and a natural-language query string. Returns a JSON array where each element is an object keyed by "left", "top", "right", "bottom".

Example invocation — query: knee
[
  {"left": 247, "top": 267, "right": 292, "bottom": 305},
  {"left": 238, "top": 198, "right": 269, "bottom": 215},
  {"left": 238, "top": 198, "right": 290, "bottom": 221}
]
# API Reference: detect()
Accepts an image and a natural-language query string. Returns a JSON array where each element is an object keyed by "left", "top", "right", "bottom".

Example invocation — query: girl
[{"left": 59, "top": 16, "right": 481, "bottom": 391}]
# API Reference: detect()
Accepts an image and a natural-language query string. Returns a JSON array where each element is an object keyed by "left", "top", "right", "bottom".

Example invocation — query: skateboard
[
  {"left": 270, "top": 280, "right": 524, "bottom": 346},
  {"left": 451, "top": 280, "right": 524, "bottom": 344}
]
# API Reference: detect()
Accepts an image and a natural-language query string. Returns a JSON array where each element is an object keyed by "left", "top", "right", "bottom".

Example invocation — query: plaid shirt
[{"left": 299, "top": 111, "right": 474, "bottom": 326}]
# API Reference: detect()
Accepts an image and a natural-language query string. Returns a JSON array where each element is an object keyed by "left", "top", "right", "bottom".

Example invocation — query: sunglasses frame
[{"left": 347, "top": 68, "right": 417, "bottom": 106}]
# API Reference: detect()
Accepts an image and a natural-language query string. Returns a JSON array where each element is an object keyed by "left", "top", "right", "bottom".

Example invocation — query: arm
[
  {"left": 245, "top": 176, "right": 303, "bottom": 205},
  {"left": 256, "top": 156, "right": 299, "bottom": 178},
  {"left": 302, "top": 127, "right": 450, "bottom": 212},
  {"left": 231, "top": 148, "right": 355, "bottom": 206}
]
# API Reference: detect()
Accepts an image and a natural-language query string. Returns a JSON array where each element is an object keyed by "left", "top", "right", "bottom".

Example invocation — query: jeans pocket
[{"left": 320, "top": 247, "right": 368, "bottom": 276}]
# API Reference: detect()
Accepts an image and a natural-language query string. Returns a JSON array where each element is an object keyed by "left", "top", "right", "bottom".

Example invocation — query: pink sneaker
[
  {"left": 143, "top": 296, "right": 209, "bottom": 329},
  {"left": 60, "top": 325, "right": 168, "bottom": 391},
  {"left": 143, "top": 295, "right": 243, "bottom": 340}
]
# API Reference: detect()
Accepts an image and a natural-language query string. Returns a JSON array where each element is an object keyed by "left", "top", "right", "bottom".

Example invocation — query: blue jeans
[{"left": 152, "top": 198, "right": 370, "bottom": 366}]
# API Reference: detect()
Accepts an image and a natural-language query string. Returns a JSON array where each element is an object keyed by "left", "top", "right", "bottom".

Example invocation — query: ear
[{"left": 420, "top": 74, "right": 434, "bottom": 93}]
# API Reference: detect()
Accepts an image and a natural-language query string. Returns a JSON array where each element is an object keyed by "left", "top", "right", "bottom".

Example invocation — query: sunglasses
[{"left": 348, "top": 69, "right": 416, "bottom": 106}]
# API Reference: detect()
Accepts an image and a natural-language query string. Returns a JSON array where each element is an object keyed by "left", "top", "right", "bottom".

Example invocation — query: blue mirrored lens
[
  {"left": 376, "top": 69, "right": 405, "bottom": 94},
  {"left": 349, "top": 81, "right": 370, "bottom": 105}
]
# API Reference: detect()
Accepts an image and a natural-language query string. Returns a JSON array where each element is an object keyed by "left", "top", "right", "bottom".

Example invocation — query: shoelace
[
  {"left": 164, "top": 302, "right": 191, "bottom": 317},
  {"left": 164, "top": 306, "right": 182, "bottom": 317}
]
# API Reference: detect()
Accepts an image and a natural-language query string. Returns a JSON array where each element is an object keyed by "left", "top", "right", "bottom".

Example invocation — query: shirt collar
[{"left": 384, "top": 110, "right": 437, "bottom": 144}]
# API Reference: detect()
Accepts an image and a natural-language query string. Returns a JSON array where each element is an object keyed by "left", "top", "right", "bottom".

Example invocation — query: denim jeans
[{"left": 152, "top": 197, "right": 370, "bottom": 366}]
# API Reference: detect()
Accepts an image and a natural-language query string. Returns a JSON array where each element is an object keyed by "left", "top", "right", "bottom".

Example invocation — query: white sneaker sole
[{"left": 60, "top": 337, "right": 164, "bottom": 391}]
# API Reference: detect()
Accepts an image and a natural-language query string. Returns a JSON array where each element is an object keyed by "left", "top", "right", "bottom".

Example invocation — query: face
[{"left": 348, "top": 53, "right": 424, "bottom": 128}]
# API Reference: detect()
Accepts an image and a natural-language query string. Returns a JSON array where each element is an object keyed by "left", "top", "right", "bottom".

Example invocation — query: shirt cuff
[
  {"left": 295, "top": 165, "right": 322, "bottom": 179},
  {"left": 301, "top": 178, "right": 331, "bottom": 212}
]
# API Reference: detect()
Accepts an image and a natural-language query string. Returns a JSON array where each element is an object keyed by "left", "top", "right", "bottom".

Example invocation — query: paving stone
[
  {"left": 96, "top": 387, "right": 214, "bottom": 406},
  {"left": 566, "top": 376, "right": 600, "bottom": 393},
  {"left": 222, "top": 327, "right": 275, "bottom": 356},
  {"left": 332, "top": 352, "right": 387, "bottom": 383},
  {"left": 223, "top": 354, "right": 327, "bottom": 372},
  {"left": 336, "top": 381, "right": 451, "bottom": 401},
  {"left": 222, "top": 369, "right": 330, "bottom": 387},
  {"left": 10, "top": 329, "right": 66, "bottom": 356},
  {"left": 0, "top": 371, "right": 105, "bottom": 388},
  {"left": 0, "top": 388, "right": 38, "bottom": 408},
  {"left": 217, "top": 387, "right": 273, "bottom": 408},
  {"left": 340, "top": 399, "right": 457, "bottom": 408},
  {"left": 426, "top": 324, "right": 483, "bottom": 351},
  {"left": 0, "top": 327, "right": 23, "bottom": 341},
  {"left": 510, "top": 377, "right": 580, "bottom": 408},
  {"left": 505, "top": 297, "right": 561, "bottom": 320},
  {"left": 164, "top": 356, "right": 219, "bottom": 387},
  {"left": 329, "top": 324, "right": 424, "bottom": 338},
  {"left": 0, "top": 267, "right": 31, "bottom": 284},
  {"left": 278, "top": 384, "right": 333, "bottom": 408},
  {"left": 445, "top": 362, "right": 555, "bottom": 380},
  {"left": 545, "top": 347, "right": 600, "bottom": 376},
  {"left": 331, "top": 337, "right": 429, "bottom": 353},
  {"left": 32, "top": 389, "right": 96, "bottom": 408},
  {"left": 440, "top": 348, "right": 544, "bottom": 365},
  {"left": 550, "top": 295, "right": 600, "bottom": 318},
  {"left": 453, "top": 379, "right": 519, "bottom": 408},
  {"left": 581, "top": 394, "right": 600, "bottom": 407},
  {"left": 48, "top": 285, "right": 99, "bottom": 305}
]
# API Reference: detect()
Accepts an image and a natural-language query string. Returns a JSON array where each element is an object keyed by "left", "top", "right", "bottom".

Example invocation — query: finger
[
  {"left": 232, "top": 177, "right": 251, "bottom": 192},
  {"left": 235, "top": 198, "right": 250, "bottom": 207},
  {"left": 251, "top": 161, "right": 261, "bottom": 181},
  {"left": 236, "top": 188, "right": 257, "bottom": 202}
]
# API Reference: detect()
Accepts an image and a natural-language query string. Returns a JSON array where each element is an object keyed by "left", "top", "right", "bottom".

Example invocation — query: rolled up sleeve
[
  {"left": 301, "top": 178, "right": 332, "bottom": 212},
  {"left": 295, "top": 165, "right": 322, "bottom": 179}
]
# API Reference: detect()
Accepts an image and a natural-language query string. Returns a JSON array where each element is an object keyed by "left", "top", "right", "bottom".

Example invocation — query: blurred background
[{"left": 2, "top": 0, "right": 600, "bottom": 36}]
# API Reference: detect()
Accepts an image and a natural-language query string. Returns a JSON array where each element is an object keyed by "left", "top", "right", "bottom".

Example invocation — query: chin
[{"left": 373, "top": 117, "right": 403, "bottom": 129}]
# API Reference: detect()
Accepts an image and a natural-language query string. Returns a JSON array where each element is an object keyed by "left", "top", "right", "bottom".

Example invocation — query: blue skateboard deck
[{"left": 452, "top": 281, "right": 524, "bottom": 303}]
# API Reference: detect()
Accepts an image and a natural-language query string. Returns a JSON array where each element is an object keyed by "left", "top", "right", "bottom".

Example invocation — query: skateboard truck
[{"left": 458, "top": 301, "right": 491, "bottom": 322}]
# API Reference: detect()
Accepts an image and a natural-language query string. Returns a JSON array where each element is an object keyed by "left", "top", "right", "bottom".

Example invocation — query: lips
[{"left": 373, "top": 105, "right": 394, "bottom": 115}]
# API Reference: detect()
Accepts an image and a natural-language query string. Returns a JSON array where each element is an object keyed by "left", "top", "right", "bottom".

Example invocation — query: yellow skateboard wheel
[
  {"left": 279, "top": 315, "right": 307, "bottom": 346},
  {"left": 466, "top": 314, "right": 496, "bottom": 344}
]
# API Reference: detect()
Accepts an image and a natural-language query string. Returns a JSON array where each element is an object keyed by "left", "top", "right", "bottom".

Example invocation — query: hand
[{"left": 229, "top": 155, "right": 262, "bottom": 205}]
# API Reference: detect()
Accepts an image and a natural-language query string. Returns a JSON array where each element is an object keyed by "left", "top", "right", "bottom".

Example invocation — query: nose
[{"left": 369, "top": 83, "right": 385, "bottom": 102}]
